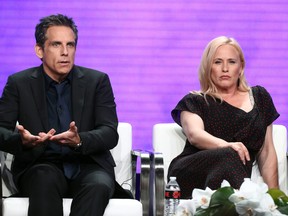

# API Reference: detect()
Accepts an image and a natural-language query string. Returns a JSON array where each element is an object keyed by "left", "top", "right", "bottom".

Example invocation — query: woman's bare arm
[
  {"left": 257, "top": 124, "right": 279, "bottom": 189},
  {"left": 180, "top": 110, "right": 250, "bottom": 164}
]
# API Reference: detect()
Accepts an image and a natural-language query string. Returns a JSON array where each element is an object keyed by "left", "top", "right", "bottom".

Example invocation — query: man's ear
[{"left": 35, "top": 44, "right": 43, "bottom": 59}]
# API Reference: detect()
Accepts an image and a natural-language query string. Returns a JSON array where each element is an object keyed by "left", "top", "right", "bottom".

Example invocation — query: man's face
[{"left": 35, "top": 26, "right": 76, "bottom": 82}]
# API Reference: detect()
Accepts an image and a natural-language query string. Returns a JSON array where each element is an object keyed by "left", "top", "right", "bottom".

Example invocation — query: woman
[{"left": 168, "top": 36, "right": 279, "bottom": 199}]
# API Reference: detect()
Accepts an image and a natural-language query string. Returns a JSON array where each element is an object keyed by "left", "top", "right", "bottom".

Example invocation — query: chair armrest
[
  {"left": 0, "top": 151, "right": 5, "bottom": 216},
  {"left": 0, "top": 156, "right": 2, "bottom": 216},
  {"left": 150, "top": 152, "right": 165, "bottom": 216},
  {"left": 131, "top": 150, "right": 153, "bottom": 216}
]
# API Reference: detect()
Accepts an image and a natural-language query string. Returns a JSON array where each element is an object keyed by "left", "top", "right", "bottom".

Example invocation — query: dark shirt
[{"left": 42, "top": 70, "right": 75, "bottom": 162}]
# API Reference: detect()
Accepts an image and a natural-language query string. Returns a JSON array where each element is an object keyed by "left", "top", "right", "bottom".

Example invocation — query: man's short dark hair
[{"left": 35, "top": 14, "right": 78, "bottom": 48}]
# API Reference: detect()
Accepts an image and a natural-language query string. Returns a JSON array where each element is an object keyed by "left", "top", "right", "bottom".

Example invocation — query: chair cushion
[{"left": 3, "top": 198, "right": 142, "bottom": 216}]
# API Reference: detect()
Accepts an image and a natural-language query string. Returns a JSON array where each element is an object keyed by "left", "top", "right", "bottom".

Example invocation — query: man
[{"left": 0, "top": 14, "right": 123, "bottom": 216}]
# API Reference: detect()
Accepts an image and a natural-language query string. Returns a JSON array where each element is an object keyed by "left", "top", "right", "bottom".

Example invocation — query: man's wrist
[{"left": 74, "top": 140, "right": 82, "bottom": 149}]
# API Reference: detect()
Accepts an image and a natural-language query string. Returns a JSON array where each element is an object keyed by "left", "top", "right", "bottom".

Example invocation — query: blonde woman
[{"left": 168, "top": 36, "right": 279, "bottom": 198}]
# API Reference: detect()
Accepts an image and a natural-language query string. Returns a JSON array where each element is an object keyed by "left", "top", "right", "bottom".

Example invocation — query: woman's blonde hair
[{"left": 197, "top": 36, "right": 249, "bottom": 100}]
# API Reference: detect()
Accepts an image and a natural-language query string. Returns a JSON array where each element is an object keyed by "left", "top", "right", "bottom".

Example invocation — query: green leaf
[
  {"left": 209, "top": 187, "right": 235, "bottom": 207},
  {"left": 268, "top": 189, "right": 288, "bottom": 214},
  {"left": 194, "top": 208, "right": 209, "bottom": 216},
  {"left": 277, "top": 205, "right": 288, "bottom": 215},
  {"left": 268, "top": 189, "right": 288, "bottom": 207}
]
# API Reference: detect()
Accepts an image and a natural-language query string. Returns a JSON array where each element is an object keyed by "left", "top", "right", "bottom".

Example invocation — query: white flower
[
  {"left": 176, "top": 200, "right": 195, "bottom": 216},
  {"left": 228, "top": 178, "right": 285, "bottom": 216},
  {"left": 255, "top": 193, "right": 284, "bottom": 215},
  {"left": 175, "top": 178, "right": 288, "bottom": 216},
  {"left": 176, "top": 186, "right": 215, "bottom": 216},
  {"left": 221, "top": 179, "right": 231, "bottom": 187},
  {"left": 192, "top": 187, "right": 215, "bottom": 209}
]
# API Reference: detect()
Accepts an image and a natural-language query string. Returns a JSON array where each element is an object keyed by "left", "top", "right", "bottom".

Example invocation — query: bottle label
[{"left": 165, "top": 190, "right": 181, "bottom": 199}]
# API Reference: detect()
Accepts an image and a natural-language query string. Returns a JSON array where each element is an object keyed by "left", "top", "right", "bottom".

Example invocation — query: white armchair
[
  {"left": 152, "top": 123, "right": 288, "bottom": 216},
  {"left": 0, "top": 122, "right": 152, "bottom": 216}
]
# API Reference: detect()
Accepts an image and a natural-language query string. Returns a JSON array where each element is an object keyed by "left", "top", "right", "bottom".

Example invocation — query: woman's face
[{"left": 211, "top": 44, "right": 243, "bottom": 92}]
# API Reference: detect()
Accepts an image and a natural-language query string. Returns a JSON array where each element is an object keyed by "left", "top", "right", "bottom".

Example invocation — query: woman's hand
[
  {"left": 181, "top": 111, "right": 250, "bottom": 165},
  {"left": 227, "top": 142, "right": 250, "bottom": 165}
]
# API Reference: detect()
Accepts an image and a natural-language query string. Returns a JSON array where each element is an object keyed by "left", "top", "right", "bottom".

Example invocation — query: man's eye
[
  {"left": 67, "top": 43, "right": 75, "bottom": 48},
  {"left": 52, "top": 43, "right": 60, "bottom": 47}
]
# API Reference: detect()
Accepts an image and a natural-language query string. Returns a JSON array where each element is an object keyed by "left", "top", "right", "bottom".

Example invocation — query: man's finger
[
  {"left": 69, "top": 121, "right": 78, "bottom": 132},
  {"left": 47, "top": 128, "right": 56, "bottom": 135},
  {"left": 16, "top": 124, "right": 25, "bottom": 132}
]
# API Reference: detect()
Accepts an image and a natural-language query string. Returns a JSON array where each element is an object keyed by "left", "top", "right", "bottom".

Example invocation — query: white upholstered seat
[
  {"left": 152, "top": 123, "right": 288, "bottom": 216},
  {"left": 2, "top": 198, "right": 143, "bottom": 216}
]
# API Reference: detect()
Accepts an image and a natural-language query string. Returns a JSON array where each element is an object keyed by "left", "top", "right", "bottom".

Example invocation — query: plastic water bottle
[{"left": 164, "top": 176, "right": 181, "bottom": 216}]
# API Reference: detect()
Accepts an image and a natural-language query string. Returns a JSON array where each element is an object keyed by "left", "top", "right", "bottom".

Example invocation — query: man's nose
[{"left": 61, "top": 45, "right": 68, "bottom": 55}]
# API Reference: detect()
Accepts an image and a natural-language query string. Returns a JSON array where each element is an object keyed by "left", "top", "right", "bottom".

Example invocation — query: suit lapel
[
  {"left": 29, "top": 66, "right": 86, "bottom": 131},
  {"left": 71, "top": 66, "right": 85, "bottom": 129},
  {"left": 30, "top": 67, "right": 49, "bottom": 131}
]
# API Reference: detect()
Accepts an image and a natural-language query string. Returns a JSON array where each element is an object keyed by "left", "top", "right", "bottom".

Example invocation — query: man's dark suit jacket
[{"left": 0, "top": 65, "right": 119, "bottom": 187}]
